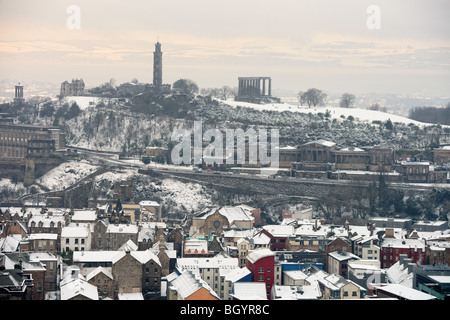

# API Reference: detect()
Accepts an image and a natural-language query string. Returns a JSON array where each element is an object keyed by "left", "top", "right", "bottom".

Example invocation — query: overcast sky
[{"left": 1, "top": 0, "right": 449, "bottom": 96}]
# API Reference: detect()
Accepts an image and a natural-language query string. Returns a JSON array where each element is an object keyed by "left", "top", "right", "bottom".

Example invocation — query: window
[
  {"left": 343, "top": 291, "right": 348, "bottom": 296},
  {"left": 258, "top": 275, "right": 264, "bottom": 281},
  {"left": 352, "top": 291, "right": 357, "bottom": 297},
  {"left": 258, "top": 267, "right": 264, "bottom": 273}
]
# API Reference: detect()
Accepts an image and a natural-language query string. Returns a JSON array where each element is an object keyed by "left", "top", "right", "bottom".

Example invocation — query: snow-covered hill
[
  {"left": 36, "top": 160, "right": 99, "bottom": 191},
  {"left": 218, "top": 99, "right": 432, "bottom": 127}
]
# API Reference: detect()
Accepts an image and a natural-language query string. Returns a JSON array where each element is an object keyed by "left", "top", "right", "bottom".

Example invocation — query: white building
[
  {"left": 175, "top": 255, "right": 240, "bottom": 300},
  {"left": 61, "top": 224, "right": 91, "bottom": 252}
]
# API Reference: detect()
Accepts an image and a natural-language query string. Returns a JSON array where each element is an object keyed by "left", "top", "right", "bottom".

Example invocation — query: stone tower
[
  {"left": 153, "top": 42, "right": 163, "bottom": 88},
  {"left": 14, "top": 83, "right": 24, "bottom": 104}
]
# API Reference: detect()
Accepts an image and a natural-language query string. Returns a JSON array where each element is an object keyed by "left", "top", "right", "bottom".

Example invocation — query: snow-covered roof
[
  {"left": 386, "top": 261, "right": 413, "bottom": 287},
  {"left": 61, "top": 225, "right": 89, "bottom": 238},
  {"left": 303, "top": 139, "right": 336, "bottom": 147},
  {"left": 219, "top": 206, "right": 254, "bottom": 223},
  {"left": 176, "top": 256, "right": 239, "bottom": 272},
  {"left": 375, "top": 284, "right": 436, "bottom": 300},
  {"left": 169, "top": 270, "right": 219, "bottom": 300},
  {"left": 28, "top": 233, "right": 58, "bottom": 240},
  {"left": 328, "top": 251, "right": 361, "bottom": 262},
  {"left": 111, "top": 250, "right": 161, "bottom": 266},
  {"left": 337, "top": 147, "right": 365, "bottom": 152},
  {"left": 247, "top": 248, "right": 274, "bottom": 264},
  {"left": 223, "top": 267, "right": 251, "bottom": 283},
  {"left": 85, "top": 266, "right": 113, "bottom": 282},
  {"left": 0, "top": 235, "right": 21, "bottom": 252},
  {"left": 194, "top": 206, "right": 255, "bottom": 224},
  {"left": 318, "top": 274, "right": 353, "bottom": 291},
  {"left": 249, "top": 232, "right": 271, "bottom": 245},
  {"left": 381, "top": 238, "right": 425, "bottom": 250},
  {"left": 223, "top": 228, "right": 256, "bottom": 239},
  {"left": 428, "top": 275, "right": 450, "bottom": 284},
  {"left": 71, "top": 210, "right": 97, "bottom": 222},
  {"left": 231, "top": 282, "right": 267, "bottom": 300},
  {"left": 401, "top": 161, "right": 430, "bottom": 166},
  {"left": 73, "top": 251, "right": 120, "bottom": 263},
  {"left": 262, "top": 225, "right": 294, "bottom": 237},
  {"left": 284, "top": 270, "right": 308, "bottom": 281},
  {"left": 118, "top": 239, "right": 138, "bottom": 252},
  {"left": 29, "top": 252, "right": 57, "bottom": 262},
  {"left": 60, "top": 277, "right": 99, "bottom": 300},
  {"left": 272, "top": 285, "right": 322, "bottom": 300},
  {"left": 118, "top": 292, "right": 144, "bottom": 300},
  {"left": 106, "top": 224, "right": 139, "bottom": 234},
  {"left": 139, "top": 200, "right": 160, "bottom": 207},
  {"left": 2, "top": 253, "right": 46, "bottom": 271},
  {"left": 184, "top": 238, "right": 208, "bottom": 253},
  {"left": 28, "top": 214, "right": 65, "bottom": 227}
]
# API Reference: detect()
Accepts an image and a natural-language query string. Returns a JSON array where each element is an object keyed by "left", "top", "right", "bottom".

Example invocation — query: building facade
[
  {"left": 0, "top": 124, "right": 65, "bottom": 160},
  {"left": 60, "top": 79, "right": 85, "bottom": 97},
  {"left": 246, "top": 248, "right": 275, "bottom": 299}
]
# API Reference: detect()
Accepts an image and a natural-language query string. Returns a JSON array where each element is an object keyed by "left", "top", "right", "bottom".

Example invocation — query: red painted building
[
  {"left": 246, "top": 248, "right": 275, "bottom": 299},
  {"left": 381, "top": 238, "right": 426, "bottom": 268},
  {"left": 260, "top": 225, "right": 294, "bottom": 251}
]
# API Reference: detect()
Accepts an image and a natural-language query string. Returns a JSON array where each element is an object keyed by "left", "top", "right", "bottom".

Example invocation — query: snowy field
[
  {"left": 218, "top": 99, "right": 433, "bottom": 127},
  {"left": 36, "top": 160, "right": 99, "bottom": 191},
  {"left": 61, "top": 96, "right": 104, "bottom": 110}
]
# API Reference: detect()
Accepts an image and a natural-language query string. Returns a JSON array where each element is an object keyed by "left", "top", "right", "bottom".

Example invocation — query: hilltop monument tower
[
  {"left": 153, "top": 42, "right": 163, "bottom": 88},
  {"left": 14, "top": 83, "right": 24, "bottom": 104}
]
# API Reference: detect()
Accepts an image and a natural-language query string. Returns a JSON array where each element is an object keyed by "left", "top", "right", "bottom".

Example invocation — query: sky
[{"left": 0, "top": 0, "right": 449, "bottom": 96}]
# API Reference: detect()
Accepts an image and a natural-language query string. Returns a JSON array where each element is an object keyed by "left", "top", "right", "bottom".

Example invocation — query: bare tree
[
  {"left": 298, "top": 88, "right": 327, "bottom": 107},
  {"left": 339, "top": 93, "right": 355, "bottom": 108}
]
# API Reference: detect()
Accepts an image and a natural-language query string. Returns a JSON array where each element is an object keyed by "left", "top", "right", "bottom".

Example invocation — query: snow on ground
[
  {"left": 158, "top": 178, "right": 212, "bottom": 213},
  {"left": 36, "top": 160, "right": 99, "bottom": 191},
  {"left": 218, "top": 99, "right": 432, "bottom": 127},
  {"left": 95, "top": 168, "right": 138, "bottom": 183},
  {"left": 62, "top": 96, "right": 104, "bottom": 110},
  {"left": 0, "top": 178, "right": 26, "bottom": 193}
]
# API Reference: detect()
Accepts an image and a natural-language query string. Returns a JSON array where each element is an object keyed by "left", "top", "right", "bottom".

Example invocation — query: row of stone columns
[
  {"left": 238, "top": 77, "right": 271, "bottom": 97},
  {"left": 15, "top": 85, "right": 23, "bottom": 98}
]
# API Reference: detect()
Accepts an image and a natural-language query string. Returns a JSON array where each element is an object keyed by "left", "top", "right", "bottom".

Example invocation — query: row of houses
[{"left": 1, "top": 203, "right": 449, "bottom": 300}]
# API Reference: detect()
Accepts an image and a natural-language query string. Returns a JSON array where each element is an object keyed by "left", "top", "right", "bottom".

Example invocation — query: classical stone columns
[{"left": 237, "top": 77, "right": 272, "bottom": 97}]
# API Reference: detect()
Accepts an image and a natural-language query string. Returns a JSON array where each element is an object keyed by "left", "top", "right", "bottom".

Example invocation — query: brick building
[
  {"left": 380, "top": 238, "right": 426, "bottom": 268},
  {"left": 86, "top": 266, "right": 115, "bottom": 299},
  {"left": 111, "top": 249, "right": 162, "bottom": 299}
]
